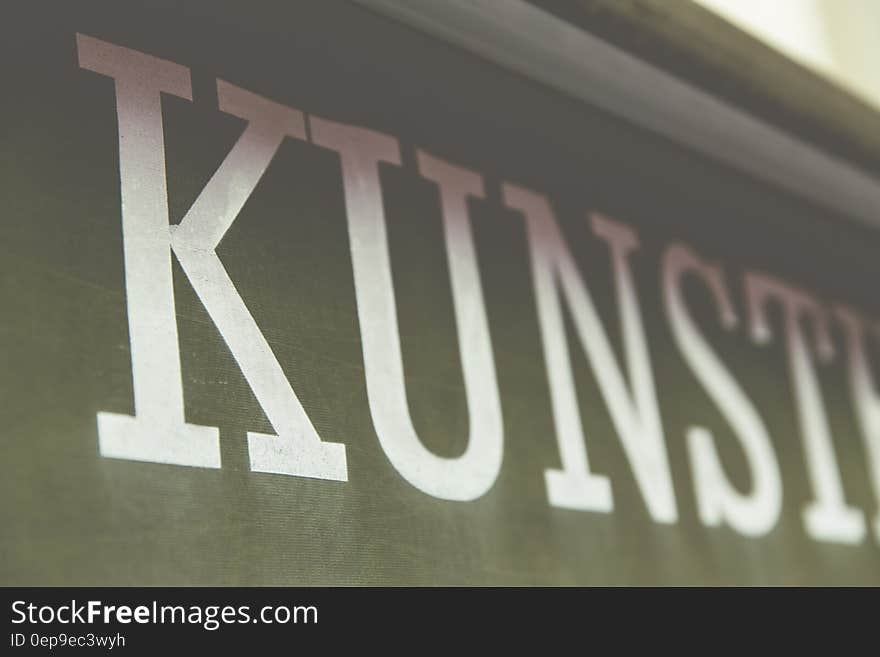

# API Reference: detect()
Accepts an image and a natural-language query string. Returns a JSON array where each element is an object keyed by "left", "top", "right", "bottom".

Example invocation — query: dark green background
[{"left": 2, "top": 0, "right": 879, "bottom": 584}]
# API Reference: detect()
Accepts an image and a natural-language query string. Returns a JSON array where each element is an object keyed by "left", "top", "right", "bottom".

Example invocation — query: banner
[{"left": 2, "top": 0, "right": 880, "bottom": 585}]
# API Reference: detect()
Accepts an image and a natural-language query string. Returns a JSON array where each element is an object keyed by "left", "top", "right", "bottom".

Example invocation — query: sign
[{"left": 3, "top": 0, "right": 880, "bottom": 584}]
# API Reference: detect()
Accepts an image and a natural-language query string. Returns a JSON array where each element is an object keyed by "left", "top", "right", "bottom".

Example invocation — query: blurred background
[{"left": 696, "top": 0, "right": 880, "bottom": 110}]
